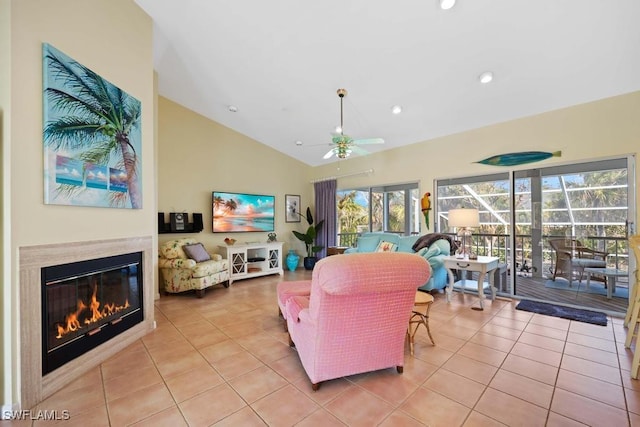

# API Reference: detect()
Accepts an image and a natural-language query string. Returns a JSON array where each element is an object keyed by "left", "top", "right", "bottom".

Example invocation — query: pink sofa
[{"left": 281, "top": 252, "right": 431, "bottom": 390}]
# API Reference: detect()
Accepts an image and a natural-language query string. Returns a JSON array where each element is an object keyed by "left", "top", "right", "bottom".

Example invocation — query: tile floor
[{"left": 9, "top": 270, "right": 640, "bottom": 426}]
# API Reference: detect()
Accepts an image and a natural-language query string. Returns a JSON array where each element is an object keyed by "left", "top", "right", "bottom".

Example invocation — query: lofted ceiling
[{"left": 135, "top": 0, "right": 640, "bottom": 167}]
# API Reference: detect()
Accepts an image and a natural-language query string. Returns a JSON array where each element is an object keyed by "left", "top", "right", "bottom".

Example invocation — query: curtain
[{"left": 314, "top": 179, "right": 337, "bottom": 258}]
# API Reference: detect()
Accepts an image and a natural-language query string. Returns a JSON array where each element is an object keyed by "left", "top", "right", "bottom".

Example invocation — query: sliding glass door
[
  {"left": 512, "top": 158, "right": 633, "bottom": 313},
  {"left": 436, "top": 156, "right": 635, "bottom": 314}
]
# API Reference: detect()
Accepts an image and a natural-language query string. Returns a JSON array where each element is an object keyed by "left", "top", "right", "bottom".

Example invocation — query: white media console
[{"left": 217, "top": 241, "right": 284, "bottom": 284}]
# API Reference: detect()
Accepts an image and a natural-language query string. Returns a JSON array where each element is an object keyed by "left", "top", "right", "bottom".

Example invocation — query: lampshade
[{"left": 448, "top": 208, "right": 480, "bottom": 228}]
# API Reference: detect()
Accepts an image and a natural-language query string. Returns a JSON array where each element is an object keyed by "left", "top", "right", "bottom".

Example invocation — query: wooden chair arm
[{"left": 577, "top": 247, "right": 608, "bottom": 260}]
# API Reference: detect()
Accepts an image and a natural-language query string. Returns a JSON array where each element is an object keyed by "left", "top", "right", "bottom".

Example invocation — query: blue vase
[{"left": 286, "top": 250, "right": 300, "bottom": 271}]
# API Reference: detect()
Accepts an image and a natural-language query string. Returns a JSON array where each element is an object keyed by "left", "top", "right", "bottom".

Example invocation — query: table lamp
[{"left": 448, "top": 208, "right": 480, "bottom": 259}]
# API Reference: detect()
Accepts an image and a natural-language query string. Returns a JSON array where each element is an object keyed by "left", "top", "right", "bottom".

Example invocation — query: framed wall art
[
  {"left": 43, "top": 43, "right": 142, "bottom": 209},
  {"left": 212, "top": 191, "right": 275, "bottom": 232},
  {"left": 285, "top": 194, "right": 301, "bottom": 223}
]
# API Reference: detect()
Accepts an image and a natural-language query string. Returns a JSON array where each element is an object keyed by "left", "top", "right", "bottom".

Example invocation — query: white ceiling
[{"left": 135, "top": 0, "right": 640, "bottom": 167}]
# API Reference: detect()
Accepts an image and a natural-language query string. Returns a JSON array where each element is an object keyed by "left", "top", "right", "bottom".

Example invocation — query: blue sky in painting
[
  {"left": 109, "top": 168, "right": 128, "bottom": 193},
  {"left": 55, "top": 155, "right": 83, "bottom": 186},
  {"left": 213, "top": 192, "right": 274, "bottom": 216},
  {"left": 85, "top": 164, "right": 108, "bottom": 189}
]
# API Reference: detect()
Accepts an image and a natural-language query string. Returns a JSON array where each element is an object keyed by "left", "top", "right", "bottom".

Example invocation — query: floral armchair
[
  {"left": 159, "top": 238, "right": 230, "bottom": 297},
  {"left": 282, "top": 252, "right": 431, "bottom": 390}
]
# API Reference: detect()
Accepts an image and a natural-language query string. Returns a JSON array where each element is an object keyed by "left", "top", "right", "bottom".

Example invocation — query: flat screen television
[{"left": 212, "top": 191, "right": 275, "bottom": 233}]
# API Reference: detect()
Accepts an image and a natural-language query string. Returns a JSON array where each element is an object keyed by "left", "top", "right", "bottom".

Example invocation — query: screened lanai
[{"left": 435, "top": 157, "right": 634, "bottom": 314}]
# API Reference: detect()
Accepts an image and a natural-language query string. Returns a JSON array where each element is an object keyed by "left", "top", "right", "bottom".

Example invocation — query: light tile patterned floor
[{"left": 10, "top": 270, "right": 640, "bottom": 426}]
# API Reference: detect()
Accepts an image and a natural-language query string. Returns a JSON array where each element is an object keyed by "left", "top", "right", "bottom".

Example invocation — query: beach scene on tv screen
[{"left": 213, "top": 192, "right": 275, "bottom": 232}]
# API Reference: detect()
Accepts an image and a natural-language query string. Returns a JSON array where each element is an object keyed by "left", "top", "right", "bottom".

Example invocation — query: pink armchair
[{"left": 282, "top": 252, "right": 431, "bottom": 390}]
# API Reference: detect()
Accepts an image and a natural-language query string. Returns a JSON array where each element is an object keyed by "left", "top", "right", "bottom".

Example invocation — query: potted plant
[{"left": 292, "top": 207, "right": 325, "bottom": 270}]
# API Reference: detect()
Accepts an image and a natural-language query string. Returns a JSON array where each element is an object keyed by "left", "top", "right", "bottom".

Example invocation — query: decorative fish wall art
[{"left": 476, "top": 151, "right": 561, "bottom": 167}]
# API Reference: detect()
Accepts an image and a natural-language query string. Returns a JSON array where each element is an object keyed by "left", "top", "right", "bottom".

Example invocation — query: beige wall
[
  {"left": 310, "top": 92, "right": 640, "bottom": 230},
  {"left": 2, "top": 0, "right": 154, "bottom": 409},
  {"left": 157, "top": 97, "right": 312, "bottom": 256}
]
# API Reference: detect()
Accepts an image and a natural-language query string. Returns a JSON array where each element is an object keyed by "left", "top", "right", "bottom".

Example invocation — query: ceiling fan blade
[
  {"left": 350, "top": 146, "right": 370, "bottom": 155},
  {"left": 323, "top": 148, "right": 336, "bottom": 159},
  {"left": 352, "top": 137, "right": 384, "bottom": 145}
]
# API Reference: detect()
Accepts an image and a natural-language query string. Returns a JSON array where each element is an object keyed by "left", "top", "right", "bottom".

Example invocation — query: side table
[
  {"left": 584, "top": 267, "right": 627, "bottom": 299},
  {"left": 327, "top": 246, "right": 349, "bottom": 256},
  {"left": 443, "top": 256, "right": 499, "bottom": 310},
  {"left": 407, "top": 291, "right": 435, "bottom": 356}
]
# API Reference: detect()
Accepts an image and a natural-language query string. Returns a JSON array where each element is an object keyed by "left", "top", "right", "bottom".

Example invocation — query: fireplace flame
[
  {"left": 55, "top": 285, "right": 130, "bottom": 339},
  {"left": 56, "top": 300, "right": 87, "bottom": 338},
  {"left": 86, "top": 284, "right": 103, "bottom": 324}
]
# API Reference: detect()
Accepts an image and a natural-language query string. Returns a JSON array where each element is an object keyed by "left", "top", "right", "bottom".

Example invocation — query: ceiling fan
[{"left": 323, "top": 88, "right": 384, "bottom": 160}]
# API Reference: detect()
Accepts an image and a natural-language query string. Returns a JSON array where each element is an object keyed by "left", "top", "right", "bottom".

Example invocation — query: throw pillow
[
  {"left": 182, "top": 243, "right": 211, "bottom": 263},
  {"left": 375, "top": 240, "right": 398, "bottom": 252}
]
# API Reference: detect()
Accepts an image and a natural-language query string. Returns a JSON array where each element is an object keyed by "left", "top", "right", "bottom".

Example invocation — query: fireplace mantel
[{"left": 19, "top": 237, "right": 155, "bottom": 410}]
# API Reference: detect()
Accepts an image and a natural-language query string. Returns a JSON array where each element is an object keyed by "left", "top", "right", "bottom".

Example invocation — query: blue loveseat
[{"left": 344, "top": 232, "right": 451, "bottom": 292}]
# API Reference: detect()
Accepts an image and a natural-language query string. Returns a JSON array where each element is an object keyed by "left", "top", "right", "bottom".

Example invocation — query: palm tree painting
[
  {"left": 43, "top": 43, "right": 142, "bottom": 208},
  {"left": 212, "top": 192, "right": 275, "bottom": 232}
]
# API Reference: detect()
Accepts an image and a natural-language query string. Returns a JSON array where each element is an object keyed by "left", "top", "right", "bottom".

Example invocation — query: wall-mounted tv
[{"left": 212, "top": 191, "right": 275, "bottom": 233}]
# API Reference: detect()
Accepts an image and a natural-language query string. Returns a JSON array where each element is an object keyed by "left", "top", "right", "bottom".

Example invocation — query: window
[
  {"left": 337, "top": 183, "right": 419, "bottom": 246},
  {"left": 436, "top": 173, "right": 510, "bottom": 261}
]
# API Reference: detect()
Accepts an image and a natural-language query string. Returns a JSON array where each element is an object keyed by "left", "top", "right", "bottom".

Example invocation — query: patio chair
[
  {"left": 549, "top": 238, "right": 608, "bottom": 287},
  {"left": 624, "top": 235, "right": 640, "bottom": 378}
]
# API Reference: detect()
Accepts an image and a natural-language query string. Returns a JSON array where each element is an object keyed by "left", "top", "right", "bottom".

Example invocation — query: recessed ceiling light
[
  {"left": 479, "top": 71, "right": 493, "bottom": 84},
  {"left": 228, "top": 105, "right": 238, "bottom": 112},
  {"left": 439, "top": 0, "right": 456, "bottom": 10},
  {"left": 335, "top": 126, "right": 343, "bottom": 134},
  {"left": 391, "top": 105, "right": 403, "bottom": 115},
  {"left": 295, "top": 140, "right": 303, "bottom": 146}
]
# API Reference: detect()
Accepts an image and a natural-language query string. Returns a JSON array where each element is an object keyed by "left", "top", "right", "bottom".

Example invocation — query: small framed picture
[{"left": 285, "top": 194, "right": 301, "bottom": 223}]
